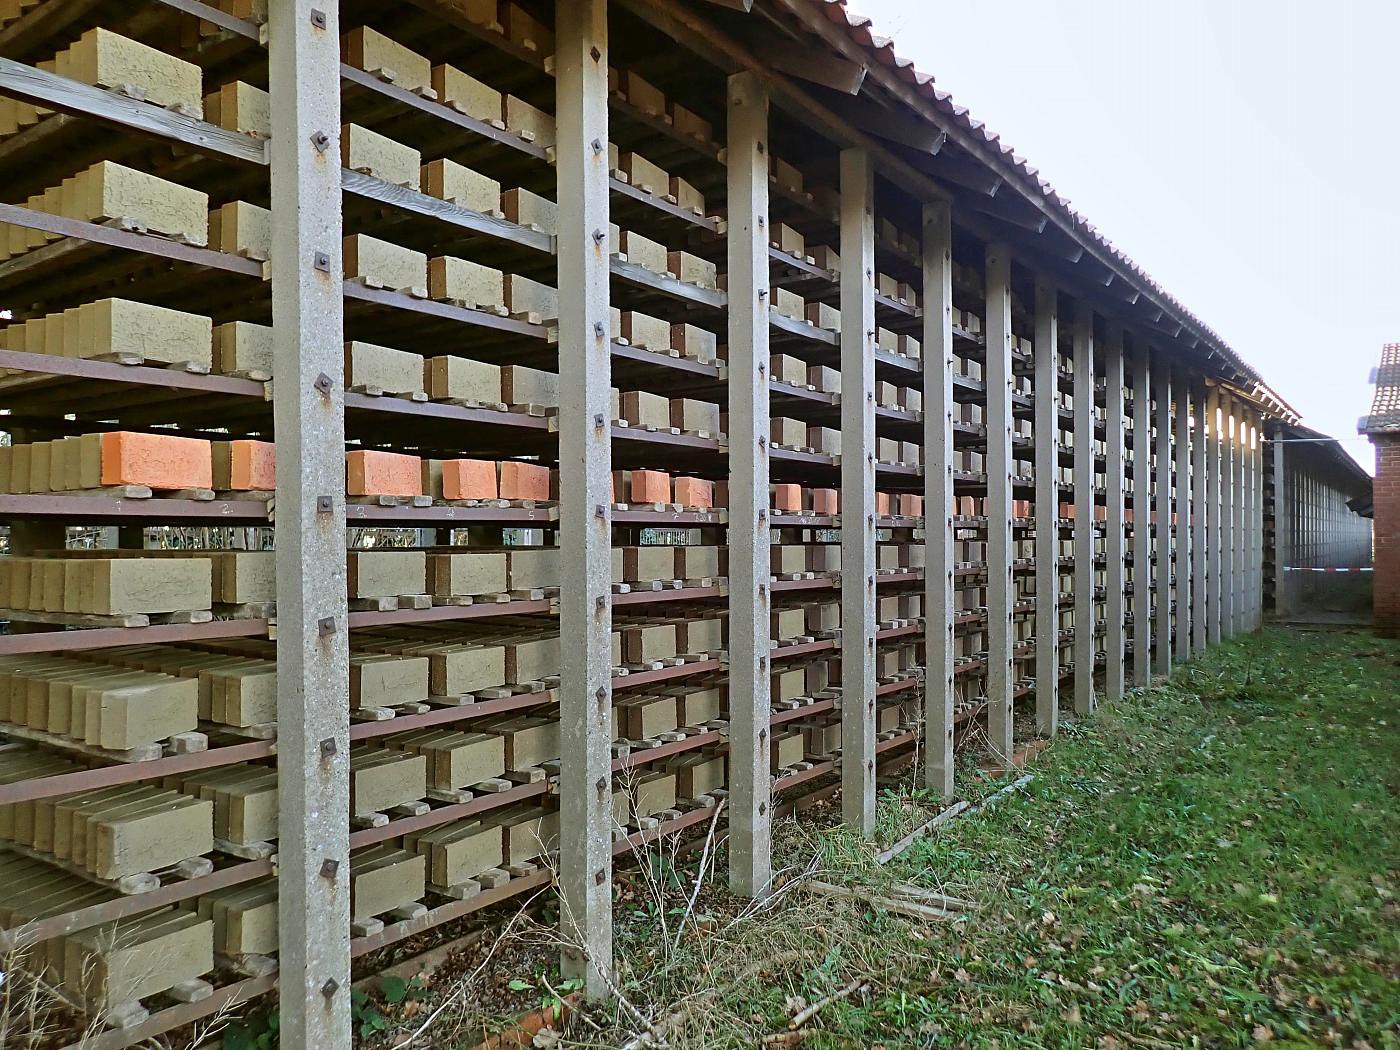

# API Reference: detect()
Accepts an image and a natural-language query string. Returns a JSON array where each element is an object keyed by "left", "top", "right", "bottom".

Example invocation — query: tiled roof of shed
[
  {"left": 1362, "top": 343, "right": 1400, "bottom": 434},
  {"left": 803, "top": 0, "right": 1297, "bottom": 419}
]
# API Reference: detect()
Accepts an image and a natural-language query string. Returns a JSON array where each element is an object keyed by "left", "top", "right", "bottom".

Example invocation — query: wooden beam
[
  {"left": 821, "top": 94, "right": 945, "bottom": 153},
  {"left": 761, "top": 45, "right": 866, "bottom": 94}
]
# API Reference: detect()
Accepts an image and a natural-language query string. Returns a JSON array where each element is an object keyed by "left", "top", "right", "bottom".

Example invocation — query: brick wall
[{"left": 1376, "top": 436, "right": 1400, "bottom": 636}]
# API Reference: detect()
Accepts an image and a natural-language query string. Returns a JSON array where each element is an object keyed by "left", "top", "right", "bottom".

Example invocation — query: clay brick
[
  {"left": 208, "top": 200, "right": 271, "bottom": 262},
  {"left": 63, "top": 28, "right": 203, "bottom": 115},
  {"left": 428, "top": 255, "right": 504, "bottom": 310},
  {"left": 620, "top": 310, "right": 671, "bottom": 352},
  {"left": 411, "top": 819, "right": 501, "bottom": 886},
  {"left": 203, "top": 80, "right": 270, "bottom": 137},
  {"left": 671, "top": 323, "right": 717, "bottom": 363},
  {"left": 622, "top": 627, "right": 679, "bottom": 669},
  {"left": 342, "top": 123, "right": 421, "bottom": 189},
  {"left": 806, "top": 301, "right": 840, "bottom": 331},
  {"left": 811, "top": 488, "right": 839, "bottom": 515},
  {"left": 897, "top": 494, "right": 923, "bottom": 517},
  {"left": 79, "top": 298, "right": 212, "bottom": 368},
  {"left": 350, "top": 846, "right": 425, "bottom": 922},
  {"left": 617, "top": 229, "right": 667, "bottom": 273},
  {"left": 429, "top": 551, "right": 508, "bottom": 598},
  {"left": 629, "top": 469, "right": 671, "bottom": 504},
  {"left": 503, "top": 274, "right": 558, "bottom": 321},
  {"left": 343, "top": 25, "right": 432, "bottom": 94},
  {"left": 68, "top": 910, "right": 212, "bottom": 1010},
  {"left": 770, "top": 417, "right": 806, "bottom": 448},
  {"left": 500, "top": 187, "right": 557, "bottom": 234},
  {"left": 673, "top": 477, "right": 713, "bottom": 509},
  {"left": 425, "top": 356, "right": 502, "bottom": 404},
  {"left": 773, "top": 287, "right": 805, "bottom": 321},
  {"left": 350, "top": 748, "right": 427, "bottom": 816},
  {"left": 421, "top": 158, "right": 499, "bottom": 214},
  {"left": 772, "top": 484, "right": 802, "bottom": 512},
  {"left": 348, "top": 551, "right": 426, "bottom": 599},
  {"left": 345, "top": 340, "right": 425, "bottom": 395},
  {"left": 431, "top": 64, "right": 502, "bottom": 123},
  {"left": 100, "top": 431, "right": 211, "bottom": 490},
  {"left": 344, "top": 234, "right": 427, "bottom": 292},
  {"left": 671, "top": 104, "right": 712, "bottom": 143},
  {"left": 667, "top": 251, "right": 717, "bottom": 290},
  {"left": 498, "top": 461, "right": 549, "bottom": 501},
  {"left": 442, "top": 459, "right": 498, "bottom": 501},
  {"left": 621, "top": 390, "right": 670, "bottom": 429},
  {"left": 501, "top": 3, "right": 552, "bottom": 53},
  {"left": 619, "top": 151, "right": 668, "bottom": 193},
  {"left": 504, "top": 95, "right": 554, "bottom": 147},
  {"left": 500, "top": 365, "right": 558, "bottom": 407},
  {"left": 346, "top": 450, "right": 423, "bottom": 497},
  {"left": 211, "top": 440, "right": 275, "bottom": 491},
  {"left": 66, "top": 161, "right": 207, "bottom": 246},
  {"left": 210, "top": 551, "right": 275, "bottom": 604},
  {"left": 85, "top": 559, "right": 211, "bottom": 616},
  {"left": 351, "top": 655, "right": 428, "bottom": 709},
  {"left": 669, "top": 174, "right": 706, "bottom": 217},
  {"left": 213, "top": 320, "right": 272, "bottom": 376}
]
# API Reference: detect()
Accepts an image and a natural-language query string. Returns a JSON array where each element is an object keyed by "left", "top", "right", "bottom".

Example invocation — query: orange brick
[
  {"left": 959, "top": 496, "right": 978, "bottom": 517},
  {"left": 100, "top": 431, "right": 212, "bottom": 490},
  {"left": 217, "top": 439, "right": 275, "bottom": 490},
  {"left": 629, "top": 469, "right": 671, "bottom": 504},
  {"left": 347, "top": 449, "right": 423, "bottom": 497},
  {"left": 442, "top": 459, "right": 498, "bottom": 501},
  {"left": 499, "top": 460, "right": 549, "bottom": 501},
  {"left": 674, "top": 477, "right": 713, "bottom": 509},
  {"left": 810, "top": 488, "right": 838, "bottom": 515},
  {"left": 772, "top": 484, "right": 801, "bottom": 512},
  {"left": 897, "top": 494, "right": 923, "bottom": 517},
  {"left": 875, "top": 492, "right": 892, "bottom": 516}
]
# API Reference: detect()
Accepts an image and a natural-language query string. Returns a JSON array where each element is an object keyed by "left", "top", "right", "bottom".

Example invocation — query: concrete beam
[{"left": 556, "top": 0, "right": 614, "bottom": 995}]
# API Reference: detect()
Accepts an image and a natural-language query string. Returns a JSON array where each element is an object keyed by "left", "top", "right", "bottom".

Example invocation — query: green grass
[
  {"left": 808, "top": 627, "right": 1400, "bottom": 1049},
  {"left": 362, "top": 627, "right": 1400, "bottom": 1049},
  {"left": 595, "top": 627, "right": 1400, "bottom": 1049}
]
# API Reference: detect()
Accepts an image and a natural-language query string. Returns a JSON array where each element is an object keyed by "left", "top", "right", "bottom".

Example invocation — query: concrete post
[
  {"left": 984, "top": 243, "right": 1015, "bottom": 763},
  {"left": 1072, "top": 307, "right": 1095, "bottom": 714},
  {"left": 1221, "top": 397, "right": 1236, "bottom": 637},
  {"left": 269, "top": 1, "right": 350, "bottom": 1043},
  {"left": 839, "top": 148, "right": 877, "bottom": 835},
  {"left": 1131, "top": 347, "right": 1152, "bottom": 684},
  {"left": 724, "top": 70, "right": 772, "bottom": 898},
  {"left": 555, "top": 0, "right": 614, "bottom": 995},
  {"left": 1153, "top": 359, "right": 1172, "bottom": 675},
  {"left": 1191, "top": 384, "right": 1208, "bottom": 652},
  {"left": 1103, "top": 325, "right": 1126, "bottom": 702},
  {"left": 923, "top": 201, "right": 956, "bottom": 795},
  {"left": 1174, "top": 376, "right": 1191, "bottom": 661},
  {"left": 1033, "top": 281, "right": 1059, "bottom": 732},
  {"left": 1207, "top": 387, "right": 1223, "bottom": 645}
]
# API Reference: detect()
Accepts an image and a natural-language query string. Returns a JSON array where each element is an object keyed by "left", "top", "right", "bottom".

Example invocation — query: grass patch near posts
[
  {"left": 344, "top": 627, "right": 1398, "bottom": 1049},
  {"left": 557, "top": 627, "right": 1400, "bottom": 1049}
]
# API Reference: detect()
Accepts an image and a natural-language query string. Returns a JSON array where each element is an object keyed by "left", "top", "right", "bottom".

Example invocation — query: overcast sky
[{"left": 855, "top": 0, "right": 1399, "bottom": 472}]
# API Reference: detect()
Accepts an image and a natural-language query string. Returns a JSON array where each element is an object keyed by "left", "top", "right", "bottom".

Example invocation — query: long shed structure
[{"left": 0, "top": 0, "right": 1357, "bottom": 1044}]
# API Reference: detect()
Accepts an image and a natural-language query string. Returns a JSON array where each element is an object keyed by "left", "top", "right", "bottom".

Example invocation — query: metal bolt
[
  {"left": 758, "top": 801, "right": 768, "bottom": 815},
  {"left": 318, "top": 616, "right": 335, "bottom": 636},
  {"left": 594, "top": 321, "right": 605, "bottom": 339},
  {"left": 758, "top": 287, "right": 768, "bottom": 299},
  {"left": 590, "top": 46, "right": 602, "bottom": 62},
  {"left": 309, "top": 8, "right": 327, "bottom": 29},
  {"left": 592, "top": 228, "right": 606, "bottom": 245},
  {"left": 313, "top": 252, "right": 331, "bottom": 273},
  {"left": 310, "top": 130, "right": 330, "bottom": 153},
  {"left": 595, "top": 504, "right": 605, "bottom": 518},
  {"left": 596, "top": 595, "right": 606, "bottom": 611},
  {"left": 322, "top": 978, "right": 339, "bottom": 999},
  {"left": 320, "top": 858, "right": 339, "bottom": 880},
  {"left": 591, "top": 138, "right": 603, "bottom": 154},
  {"left": 759, "top": 728, "right": 767, "bottom": 743},
  {"left": 594, "top": 413, "right": 605, "bottom": 429},
  {"left": 596, "top": 777, "right": 607, "bottom": 797},
  {"left": 596, "top": 685, "right": 607, "bottom": 702},
  {"left": 594, "top": 868, "right": 606, "bottom": 885},
  {"left": 316, "top": 495, "right": 332, "bottom": 513},
  {"left": 319, "top": 737, "right": 337, "bottom": 759}
]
